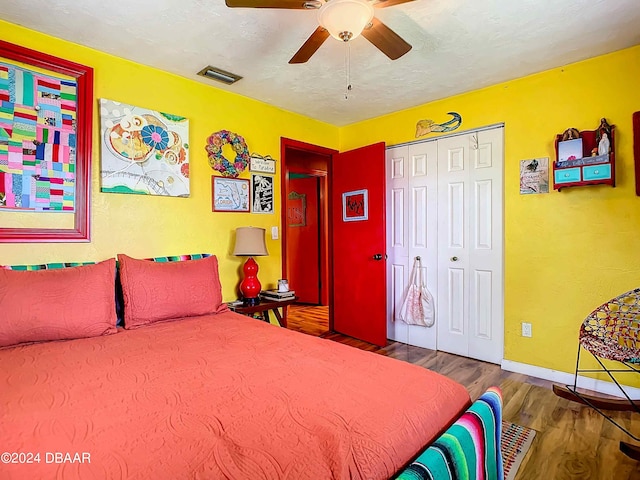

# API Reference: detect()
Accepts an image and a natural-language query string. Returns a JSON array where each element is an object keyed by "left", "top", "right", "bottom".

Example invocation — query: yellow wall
[
  {"left": 2, "top": 19, "right": 640, "bottom": 377},
  {"left": 341, "top": 45, "right": 640, "bottom": 375},
  {"left": 0, "top": 20, "right": 339, "bottom": 300}
]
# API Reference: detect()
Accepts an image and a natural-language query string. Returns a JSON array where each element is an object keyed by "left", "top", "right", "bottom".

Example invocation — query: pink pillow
[
  {"left": 0, "top": 259, "right": 118, "bottom": 348},
  {"left": 118, "top": 254, "right": 225, "bottom": 329}
]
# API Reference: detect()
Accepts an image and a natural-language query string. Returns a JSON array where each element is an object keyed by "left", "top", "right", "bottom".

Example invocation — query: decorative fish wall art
[{"left": 415, "top": 112, "right": 462, "bottom": 138}]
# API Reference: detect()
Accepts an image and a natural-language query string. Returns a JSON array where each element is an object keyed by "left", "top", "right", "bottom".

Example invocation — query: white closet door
[
  {"left": 386, "top": 146, "right": 410, "bottom": 344},
  {"left": 436, "top": 129, "right": 503, "bottom": 364},
  {"left": 468, "top": 128, "right": 504, "bottom": 364},
  {"left": 386, "top": 142, "right": 438, "bottom": 349}
]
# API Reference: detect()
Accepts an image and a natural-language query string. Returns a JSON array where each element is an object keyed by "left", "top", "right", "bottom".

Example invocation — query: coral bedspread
[{"left": 1, "top": 312, "right": 470, "bottom": 480}]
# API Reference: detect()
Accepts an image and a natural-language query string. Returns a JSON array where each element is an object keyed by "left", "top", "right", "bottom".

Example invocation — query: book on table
[
  {"left": 260, "top": 296, "right": 296, "bottom": 302},
  {"left": 261, "top": 289, "right": 296, "bottom": 300}
]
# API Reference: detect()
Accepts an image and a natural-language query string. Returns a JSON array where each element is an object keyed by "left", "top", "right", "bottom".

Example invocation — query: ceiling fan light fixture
[{"left": 318, "top": 0, "right": 374, "bottom": 42}]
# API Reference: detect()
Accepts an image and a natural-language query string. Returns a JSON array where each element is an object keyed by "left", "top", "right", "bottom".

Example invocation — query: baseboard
[{"left": 501, "top": 359, "right": 640, "bottom": 399}]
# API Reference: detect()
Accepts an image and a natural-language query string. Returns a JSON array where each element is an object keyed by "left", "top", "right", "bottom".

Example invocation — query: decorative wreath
[{"left": 205, "top": 129, "right": 250, "bottom": 178}]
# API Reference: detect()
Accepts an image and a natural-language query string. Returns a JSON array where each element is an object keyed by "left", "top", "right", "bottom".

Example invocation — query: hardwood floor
[{"left": 287, "top": 305, "right": 640, "bottom": 479}]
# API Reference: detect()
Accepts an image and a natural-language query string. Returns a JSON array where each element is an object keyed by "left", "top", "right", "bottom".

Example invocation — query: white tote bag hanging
[{"left": 398, "top": 256, "right": 435, "bottom": 327}]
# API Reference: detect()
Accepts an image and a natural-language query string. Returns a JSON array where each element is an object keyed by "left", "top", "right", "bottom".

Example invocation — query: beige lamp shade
[{"left": 233, "top": 227, "right": 268, "bottom": 256}]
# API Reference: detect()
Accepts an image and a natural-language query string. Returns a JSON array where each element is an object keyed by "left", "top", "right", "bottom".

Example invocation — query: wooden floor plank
[
  {"left": 599, "top": 438, "right": 640, "bottom": 480},
  {"left": 520, "top": 425, "right": 571, "bottom": 479}
]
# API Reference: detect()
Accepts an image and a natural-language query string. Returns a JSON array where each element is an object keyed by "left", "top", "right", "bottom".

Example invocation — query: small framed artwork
[
  {"left": 520, "top": 157, "right": 549, "bottom": 194},
  {"left": 558, "top": 138, "right": 583, "bottom": 161},
  {"left": 251, "top": 174, "right": 274, "bottom": 214},
  {"left": 250, "top": 154, "right": 276, "bottom": 174},
  {"left": 287, "top": 191, "right": 306, "bottom": 227},
  {"left": 342, "top": 189, "right": 368, "bottom": 222},
  {"left": 212, "top": 176, "right": 250, "bottom": 212}
]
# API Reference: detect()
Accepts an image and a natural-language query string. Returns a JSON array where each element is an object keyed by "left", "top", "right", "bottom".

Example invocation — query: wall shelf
[{"left": 552, "top": 126, "right": 615, "bottom": 191}]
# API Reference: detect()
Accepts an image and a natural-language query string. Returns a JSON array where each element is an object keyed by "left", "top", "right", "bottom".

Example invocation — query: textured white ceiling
[{"left": 3, "top": 0, "right": 640, "bottom": 126}]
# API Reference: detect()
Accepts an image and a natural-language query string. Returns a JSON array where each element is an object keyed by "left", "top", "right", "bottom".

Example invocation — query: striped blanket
[{"left": 396, "top": 387, "right": 503, "bottom": 480}]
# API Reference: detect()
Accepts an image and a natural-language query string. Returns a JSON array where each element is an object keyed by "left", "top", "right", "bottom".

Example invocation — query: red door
[
  {"left": 286, "top": 176, "right": 320, "bottom": 304},
  {"left": 331, "top": 142, "right": 387, "bottom": 346}
]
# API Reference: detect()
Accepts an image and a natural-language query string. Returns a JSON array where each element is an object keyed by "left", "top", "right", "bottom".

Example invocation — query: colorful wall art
[
  {"left": 0, "top": 61, "right": 77, "bottom": 211},
  {"left": 415, "top": 112, "right": 462, "bottom": 138},
  {"left": 100, "top": 98, "right": 189, "bottom": 197},
  {"left": 205, "top": 130, "right": 250, "bottom": 178}
]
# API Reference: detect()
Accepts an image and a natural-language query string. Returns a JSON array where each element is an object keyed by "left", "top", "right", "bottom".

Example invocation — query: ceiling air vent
[{"left": 197, "top": 66, "right": 242, "bottom": 85}]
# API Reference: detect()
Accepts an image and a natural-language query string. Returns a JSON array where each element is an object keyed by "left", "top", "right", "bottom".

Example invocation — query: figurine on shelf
[
  {"left": 562, "top": 128, "right": 581, "bottom": 141},
  {"left": 598, "top": 132, "right": 611, "bottom": 156},
  {"left": 596, "top": 118, "right": 612, "bottom": 146}
]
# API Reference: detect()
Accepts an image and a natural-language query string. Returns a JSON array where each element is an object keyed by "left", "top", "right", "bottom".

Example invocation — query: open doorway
[{"left": 281, "top": 138, "right": 336, "bottom": 336}]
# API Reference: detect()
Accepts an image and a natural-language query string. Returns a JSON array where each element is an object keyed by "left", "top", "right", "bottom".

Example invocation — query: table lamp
[{"left": 233, "top": 227, "right": 268, "bottom": 306}]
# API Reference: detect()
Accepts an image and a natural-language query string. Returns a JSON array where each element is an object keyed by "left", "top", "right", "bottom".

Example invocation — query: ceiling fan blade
[
  {"left": 362, "top": 17, "right": 412, "bottom": 60},
  {"left": 373, "top": 0, "right": 415, "bottom": 8},
  {"left": 289, "top": 27, "right": 330, "bottom": 64},
  {"left": 225, "top": 0, "right": 313, "bottom": 9}
]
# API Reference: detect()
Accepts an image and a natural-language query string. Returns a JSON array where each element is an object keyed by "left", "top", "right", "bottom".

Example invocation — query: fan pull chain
[{"left": 344, "top": 42, "right": 352, "bottom": 100}]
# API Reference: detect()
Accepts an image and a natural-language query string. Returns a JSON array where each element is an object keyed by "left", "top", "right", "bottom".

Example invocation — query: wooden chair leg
[
  {"left": 620, "top": 441, "right": 640, "bottom": 461},
  {"left": 553, "top": 384, "right": 638, "bottom": 412},
  {"left": 552, "top": 344, "right": 640, "bottom": 442}
]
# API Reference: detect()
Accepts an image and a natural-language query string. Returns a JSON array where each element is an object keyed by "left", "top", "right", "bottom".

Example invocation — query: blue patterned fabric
[
  {"left": 2, "top": 261, "right": 94, "bottom": 270},
  {"left": 396, "top": 387, "right": 503, "bottom": 480}
]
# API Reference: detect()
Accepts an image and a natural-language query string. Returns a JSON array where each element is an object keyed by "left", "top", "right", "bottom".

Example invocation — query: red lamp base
[{"left": 240, "top": 257, "right": 262, "bottom": 306}]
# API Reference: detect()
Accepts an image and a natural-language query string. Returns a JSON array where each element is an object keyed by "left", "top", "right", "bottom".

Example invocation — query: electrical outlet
[
  {"left": 271, "top": 226, "right": 279, "bottom": 240},
  {"left": 522, "top": 322, "right": 532, "bottom": 338}
]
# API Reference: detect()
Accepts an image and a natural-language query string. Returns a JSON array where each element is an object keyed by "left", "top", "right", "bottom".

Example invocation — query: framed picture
[
  {"left": 558, "top": 138, "right": 583, "bottom": 162},
  {"left": 342, "top": 189, "right": 368, "bottom": 222},
  {"left": 249, "top": 154, "right": 276, "bottom": 174},
  {"left": 0, "top": 40, "right": 93, "bottom": 243},
  {"left": 212, "top": 176, "right": 249, "bottom": 212},
  {"left": 520, "top": 157, "right": 549, "bottom": 194},
  {"left": 287, "top": 191, "right": 306, "bottom": 227},
  {"left": 251, "top": 174, "right": 274, "bottom": 214}
]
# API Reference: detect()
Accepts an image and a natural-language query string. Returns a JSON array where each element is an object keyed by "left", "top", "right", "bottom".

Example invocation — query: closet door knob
[
  {"left": 451, "top": 256, "right": 459, "bottom": 261},
  {"left": 373, "top": 253, "right": 384, "bottom": 260}
]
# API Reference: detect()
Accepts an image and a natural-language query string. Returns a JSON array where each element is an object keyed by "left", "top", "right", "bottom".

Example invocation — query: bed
[{"left": 0, "top": 254, "right": 502, "bottom": 479}]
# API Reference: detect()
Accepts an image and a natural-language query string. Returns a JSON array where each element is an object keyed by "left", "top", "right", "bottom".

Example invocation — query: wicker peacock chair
[{"left": 553, "top": 288, "right": 640, "bottom": 460}]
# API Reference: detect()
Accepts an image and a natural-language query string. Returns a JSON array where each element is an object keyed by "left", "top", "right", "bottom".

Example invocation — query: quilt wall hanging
[
  {"left": 0, "top": 61, "right": 78, "bottom": 211},
  {"left": 99, "top": 98, "right": 189, "bottom": 197},
  {"left": 0, "top": 40, "right": 92, "bottom": 243}
]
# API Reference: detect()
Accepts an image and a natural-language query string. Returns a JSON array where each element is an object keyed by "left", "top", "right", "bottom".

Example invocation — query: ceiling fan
[{"left": 225, "top": 0, "right": 414, "bottom": 64}]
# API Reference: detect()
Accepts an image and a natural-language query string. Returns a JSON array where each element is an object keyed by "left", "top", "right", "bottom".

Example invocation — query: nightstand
[{"left": 228, "top": 297, "right": 298, "bottom": 327}]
